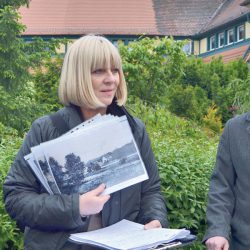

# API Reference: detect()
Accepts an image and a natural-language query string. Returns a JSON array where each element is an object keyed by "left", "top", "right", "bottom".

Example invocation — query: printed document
[{"left": 69, "top": 219, "right": 190, "bottom": 250}]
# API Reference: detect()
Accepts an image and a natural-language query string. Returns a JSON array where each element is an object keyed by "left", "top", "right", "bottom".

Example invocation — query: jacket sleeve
[
  {"left": 203, "top": 120, "right": 235, "bottom": 243},
  {"left": 3, "top": 118, "right": 85, "bottom": 231},
  {"left": 135, "top": 120, "right": 168, "bottom": 228}
]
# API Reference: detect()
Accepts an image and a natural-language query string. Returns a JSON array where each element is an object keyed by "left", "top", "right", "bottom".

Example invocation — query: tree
[
  {"left": 0, "top": 2, "right": 62, "bottom": 133},
  {"left": 0, "top": 0, "right": 30, "bottom": 9},
  {"left": 64, "top": 153, "right": 85, "bottom": 186},
  {"left": 119, "top": 37, "right": 187, "bottom": 102},
  {"left": 0, "top": 6, "right": 28, "bottom": 91}
]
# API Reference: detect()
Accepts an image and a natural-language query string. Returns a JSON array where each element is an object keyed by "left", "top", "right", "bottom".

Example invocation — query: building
[{"left": 19, "top": 0, "right": 250, "bottom": 63}]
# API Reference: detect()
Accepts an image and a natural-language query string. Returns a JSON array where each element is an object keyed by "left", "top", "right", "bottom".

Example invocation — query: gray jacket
[
  {"left": 3, "top": 104, "right": 167, "bottom": 250},
  {"left": 203, "top": 112, "right": 250, "bottom": 250}
]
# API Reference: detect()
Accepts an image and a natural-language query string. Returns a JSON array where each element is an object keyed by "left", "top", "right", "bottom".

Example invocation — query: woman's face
[{"left": 91, "top": 67, "right": 120, "bottom": 107}]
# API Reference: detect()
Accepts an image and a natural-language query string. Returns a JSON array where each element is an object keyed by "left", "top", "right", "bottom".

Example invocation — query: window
[
  {"left": 210, "top": 35, "right": 216, "bottom": 50},
  {"left": 228, "top": 29, "right": 234, "bottom": 44},
  {"left": 237, "top": 25, "right": 245, "bottom": 41},
  {"left": 182, "top": 41, "right": 192, "bottom": 54},
  {"left": 218, "top": 32, "right": 224, "bottom": 47}
]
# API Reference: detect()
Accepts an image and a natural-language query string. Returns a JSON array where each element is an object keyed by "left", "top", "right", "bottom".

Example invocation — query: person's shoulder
[
  {"left": 32, "top": 107, "right": 68, "bottom": 127},
  {"left": 30, "top": 108, "right": 67, "bottom": 141},
  {"left": 227, "top": 112, "right": 250, "bottom": 127},
  {"left": 133, "top": 116, "right": 145, "bottom": 128},
  {"left": 32, "top": 112, "right": 57, "bottom": 132},
  {"left": 224, "top": 112, "right": 250, "bottom": 138}
]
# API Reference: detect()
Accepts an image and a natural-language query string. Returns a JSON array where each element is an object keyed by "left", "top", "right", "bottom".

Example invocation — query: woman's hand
[
  {"left": 144, "top": 220, "right": 162, "bottom": 229},
  {"left": 205, "top": 236, "right": 229, "bottom": 250},
  {"left": 79, "top": 184, "right": 110, "bottom": 217}
]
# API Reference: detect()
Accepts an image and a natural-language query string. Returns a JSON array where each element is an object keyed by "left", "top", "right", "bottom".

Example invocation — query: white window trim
[
  {"left": 237, "top": 25, "right": 245, "bottom": 42},
  {"left": 210, "top": 35, "right": 216, "bottom": 50},
  {"left": 228, "top": 28, "right": 234, "bottom": 45},
  {"left": 218, "top": 32, "right": 224, "bottom": 48}
]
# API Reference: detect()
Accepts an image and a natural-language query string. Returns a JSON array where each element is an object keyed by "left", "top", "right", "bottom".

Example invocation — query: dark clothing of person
[
  {"left": 3, "top": 103, "right": 168, "bottom": 250},
  {"left": 203, "top": 112, "right": 250, "bottom": 250}
]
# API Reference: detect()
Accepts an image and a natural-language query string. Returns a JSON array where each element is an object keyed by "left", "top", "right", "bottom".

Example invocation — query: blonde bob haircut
[{"left": 58, "top": 35, "right": 127, "bottom": 109}]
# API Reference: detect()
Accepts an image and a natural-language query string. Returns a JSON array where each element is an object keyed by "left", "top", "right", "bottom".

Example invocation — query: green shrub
[
  {"left": 0, "top": 123, "right": 23, "bottom": 250},
  {"left": 181, "top": 56, "right": 249, "bottom": 123},
  {"left": 33, "top": 57, "right": 63, "bottom": 111},
  {"left": 167, "top": 85, "right": 210, "bottom": 121},
  {"left": 119, "top": 37, "right": 186, "bottom": 102},
  {"left": 127, "top": 98, "right": 218, "bottom": 249},
  {"left": 0, "top": 82, "right": 54, "bottom": 135},
  {"left": 203, "top": 105, "right": 223, "bottom": 135},
  {"left": 227, "top": 76, "right": 250, "bottom": 114}
]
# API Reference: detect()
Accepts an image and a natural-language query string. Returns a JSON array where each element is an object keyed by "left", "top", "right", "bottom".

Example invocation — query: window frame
[
  {"left": 210, "top": 35, "right": 216, "bottom": 50},
  {"left": 237, "top": 25, "right": 245, "bottom": 42},
  {"left": 227, "top": 28, "right": 234, "bottom": 45},
  {"left": 218, "top": 32, "right": 225, "bottom": 48}
]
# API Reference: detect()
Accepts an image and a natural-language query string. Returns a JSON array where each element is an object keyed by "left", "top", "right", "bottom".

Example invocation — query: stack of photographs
[{"left": 24, "top": 115, "right": 148, "bottom": 195}]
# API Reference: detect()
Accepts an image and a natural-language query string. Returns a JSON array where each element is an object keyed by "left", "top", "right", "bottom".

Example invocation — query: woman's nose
[{"left": 104, "top": 70, "right": 115, "bottom": 82}]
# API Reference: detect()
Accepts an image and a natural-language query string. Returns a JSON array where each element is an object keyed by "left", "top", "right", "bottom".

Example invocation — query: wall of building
[
  {"left": 245, "top": 21, "right": 250, "bottom": 39},
  {"left": 193, "top": 40, "right": 200, "bottom": 55},
  {"left": 200, "top": 38, "right": 207, "bottom": 54}
]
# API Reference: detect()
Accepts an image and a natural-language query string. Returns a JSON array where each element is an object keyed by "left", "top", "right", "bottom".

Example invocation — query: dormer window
[
  {"left": 228, "top": 29, "right": 234, "bottom": 44},
  {"left": 210, "top": 35, "right": 216, "bottom": 50},
  {"left": 218, "top": 32, "right": 224, "bottom": 47},
  {"left": 237, "top": 25, "right": 245, "bottom": 41}
]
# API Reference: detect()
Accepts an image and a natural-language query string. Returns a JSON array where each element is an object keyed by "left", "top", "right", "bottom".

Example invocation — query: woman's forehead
[{"left": 91, "top": 57, "right": 121, "bottom": 69}]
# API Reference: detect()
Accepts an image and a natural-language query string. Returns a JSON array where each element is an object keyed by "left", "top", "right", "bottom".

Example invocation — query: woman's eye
[
  {"left": 92, "top": 69, "right": 104, "bottom": 74},
  {"left": 111, "top": 68, "right": 119, "bottom": 74}
]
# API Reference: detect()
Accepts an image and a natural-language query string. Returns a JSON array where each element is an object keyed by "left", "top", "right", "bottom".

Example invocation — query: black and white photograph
[
  {"left": 41, "top": 116, "right": 148, "bottom": 195},
  {"left": 31, "top": 145, "right": 61, "bottom": 194},
  {"left": 24, "top": 154, "right": 53, "bottom": 194}
]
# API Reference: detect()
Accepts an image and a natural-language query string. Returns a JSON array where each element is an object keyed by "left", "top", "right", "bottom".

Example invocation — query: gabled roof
[
  {"left": 153, "top": 0, "right": 224, "bottom": 36},
  {"left": 240, "top": 0, "right": 250, "bottom": 6},
  {"left": 200, "top": 0, "right": 250, "bottom": 34},
  {"left": 19, "top": 0, "right": 159, "bottom": 36},
  {"left": 19, "top": 0, "right": 250, "bottom": 38}
]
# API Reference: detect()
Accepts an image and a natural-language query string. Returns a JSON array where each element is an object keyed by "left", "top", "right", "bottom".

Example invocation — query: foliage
[
  {"left": 0, "top": 5, "right": 63, "bottom": 133},
  {"left": 203, "top": 105, "right": 223, "bottom": 136},
  {"left": 119, "top": 37, "right": 186, "bottom": 102},
  {"left": 127, "top": 97, "right": 218, "bottom": 249},
  {"left": 0, "top": 0, "right": 29, "bottom": 9},
  {"left": 119, "top": 39, "right": 248, "bottom": 125},
  {"left": 0, "top": 123, "right": 23, "bottom": 250},
  {"left": 227, "top": 76, "right": 250, "bottom": 114},
  {"left": 0, "top": 82, "right": 53, "bottom": 134},
  {"left": 167, "top": 85, "right": 209, "bottom": 121},
  {"left": 0, "top": 6, "right": 28, "bottom": 92},
  {"left": 181, "top": 56, "right": 249, "bottom": 123},
  {"left": 32, "top": 56, "right": 63, "bottom": 111}
]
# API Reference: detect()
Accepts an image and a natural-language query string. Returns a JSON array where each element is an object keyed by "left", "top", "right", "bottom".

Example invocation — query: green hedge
[
  {"left": 127, "top": 98, "right": 218, "bottom": 249},
  {"left": 0, "top": 123, "right": 23, "bottom": 250}
]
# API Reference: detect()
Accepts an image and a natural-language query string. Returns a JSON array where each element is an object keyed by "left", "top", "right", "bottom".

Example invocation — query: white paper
[
  {"left": 24, "top": 115, "right": 148, "bottom": 196},
  {"left": 69, "top": 220, "right": 190, "bottom": 250}
]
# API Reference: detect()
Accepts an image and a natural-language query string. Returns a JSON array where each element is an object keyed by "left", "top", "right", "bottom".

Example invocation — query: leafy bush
[
  {"left": 0, "top": 82, "right": 55, "bottom": 134},
  {"left": 119, "top": 37, "right": 186, "bottom": 102},
  {"left": 227, "top": 76, "right": 250, "bottom": 114},
  {"left": 0, "top": 123, "right": 23, "bottom": 250},
  {"left": 181, "top": 56, "right": 249, "bottom": 123},
  {"left": 127, "top": 98, "right": 218, "bottom": 249},
  {"left": 203, "top": 105, "right": 223, "bottom": 135},
  {"left": 167, "top": 85, "right": 209, "bottom": 121},
  {"left": 32, "top": 57, "right": 63, "bottom": 111}
]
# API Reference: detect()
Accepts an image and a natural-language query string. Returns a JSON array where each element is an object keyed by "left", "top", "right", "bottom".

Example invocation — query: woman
[{"left": 3, "top": 35, "right": 167, "bottom": 250}]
